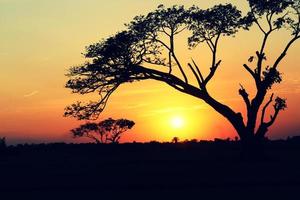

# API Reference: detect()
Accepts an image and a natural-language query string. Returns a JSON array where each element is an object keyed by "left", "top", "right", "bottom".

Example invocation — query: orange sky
[{"left": 0, "top": 0, "right": 300, "bottom": 144}]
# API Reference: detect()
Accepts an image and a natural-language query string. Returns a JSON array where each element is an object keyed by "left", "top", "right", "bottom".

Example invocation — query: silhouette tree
[
  {"left": 172, "top": 137, "right": 180, "bottom": 144},
  {"left": 65, "top": 1, "right": 300, "bottom": 155},
  {"left": 71, "top": 118, "right": 135, "bottom": 144}
]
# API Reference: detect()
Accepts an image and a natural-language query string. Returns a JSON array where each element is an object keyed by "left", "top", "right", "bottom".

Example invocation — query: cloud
[{"left": 24, "top": 91, "right": 39, "bottom": 98}]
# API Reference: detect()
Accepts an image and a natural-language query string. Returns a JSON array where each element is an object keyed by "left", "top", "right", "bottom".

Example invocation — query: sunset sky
[{"left": 1, "top": 0, "right": 300, "bottom": 144}]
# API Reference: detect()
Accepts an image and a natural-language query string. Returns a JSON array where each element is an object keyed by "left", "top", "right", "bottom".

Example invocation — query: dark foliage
[
  {"left": 71, "top": 118, "right": 135, "bottom": 144},
  {"left": 188, "top": 4, "right": 247, "bottom": 47}
]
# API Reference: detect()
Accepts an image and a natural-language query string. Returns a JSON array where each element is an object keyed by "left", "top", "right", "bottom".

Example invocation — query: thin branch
[
  {"left": 160, "top": 26, "right": 171, "bottom": 37},
  {"left": 239, "top": 84, "right": 251, "bottom": 110},
  {"left": 202, "top": 34, "right": 221, "bottom": 86},
  {"left": 250, "top": 9, "right": 266, "bottom": 34},
  {"left": 86, "top": 133, "right": 101, "bottom": 144},
  {"left": 205, "top": 39, "right": 214, "bottom": 52},
  {"left": 261, "top": 93, "right": 274, "bottom": 124},
  {"left": 267, "top": 108, "right": 280, "bottom": 126},
  {"left": 172, "top": 53, "right": 188, "bottom": 83},
  {"left": 191, "top": 58, "right": 205, "bottom": 83},
  {"left": 188, "top": 63, "right": 202, "bottom": 89},
  {"left": 203, "top": 60, "right": 222, "bottom": 86},
  {"left": 174, "top": 26, "right": 187, "bottom": 35},
  {"left": 88, "top": 84, "right": 119, "bottom": 119},
  {"left": 243, "top": 64, "right": 256, "bottom": 79},
  {"left": 266, "top": 11, "right": 275, "bottom": 31},
  {"left": 273, "top": 35, "right": 300, "bottom": 69},
  {"left": 155, "top": 39, "right": 171, "bottom": 51},
  {"left": 168, "top": 52, "right": 172, "bottom": 74},
  {"left": 257, "top": 31, "right": 272, "bottom": 78}
]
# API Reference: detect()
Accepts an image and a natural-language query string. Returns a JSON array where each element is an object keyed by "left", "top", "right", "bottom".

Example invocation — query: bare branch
[
  {"left": 168, "top": 52, "right": 172, "bottom": 74},
  {"left": 170, "top": 34, "right": 189, "bottom": 83},
  {"left": 273, "top": 35, "right": 300, "bottom": 69},
  {"left": 261, "top": 93, "right": 274, "bottom": 124},
  {"left": 266, "top": 11, "right": 275, "bottom": 31},
  {"left": 160, "top": 26, "right": 171, "bottom": 37},
  {"left": 250, "top": 10, "right": 266, "bottom": 34},
  {"left": 203, "top": 60, "right": 222, "bottom": 86},
  {"left": 172, "top": 53, "right": 188, "bottom": 83},
  {"left": 243, "top": 64, "right": 256, "bottom": 79},
  {"left": 205, "top": 40, "right": 214, "bottom": 52},
  {"left": 257, "top": 31, "right": 272, "bottom": 78},
  {"left": 188, "top": 63, "right": 202, "bottom": 89},
  {"left": 191, "top": 58, "right": 205, "bottom": 83},
  {"left": 155, "top": 39, "right": 171, "bottom": 51},
  {"left": 239, "top": 84, "right": 251, "bottom": 110},
  {"left": 174, "top": 26, "right": 187, "bottom": 35}
]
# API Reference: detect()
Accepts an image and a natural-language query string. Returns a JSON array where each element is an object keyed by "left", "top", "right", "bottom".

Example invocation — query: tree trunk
[{"left": 239, "top": 129, "right": 266, "bottom": 160}]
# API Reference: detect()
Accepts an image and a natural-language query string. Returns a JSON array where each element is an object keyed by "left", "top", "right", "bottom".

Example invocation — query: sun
[{"left": 170, "top": 116, "right": 185, "bottom": 129}]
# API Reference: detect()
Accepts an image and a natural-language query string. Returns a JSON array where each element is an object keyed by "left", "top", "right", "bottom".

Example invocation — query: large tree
[{"left": 65, "top": 1, "right": 300, "bottom": 154}]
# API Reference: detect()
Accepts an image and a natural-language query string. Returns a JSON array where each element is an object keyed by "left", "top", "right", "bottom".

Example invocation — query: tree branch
[
  {"left": 273, "top": 35, "right": 300, "bottom": 69},
  {"left": 257, "top": 31, "right": 272, "bottom": 79},
  {"left": 203, "top": 60, "right": 222, "bottom": 86},
  {"left": 155, "top": 38, "right": 171, "bottom": 51},
  {"left": 169, "top": 33, "right": 189, "bottom": 83},
  {"left": 191, "top": 58, "right": 205, "bottom": 83},
  {"left": 188, "top": 63, "right": 202, "bottom": 89},
  {"left": 243, "top": 64, "right": 256, "bottom": 79},
  {"left": 239, "top": 84, "right": 251, "bottom": 110},
  {"left": 261, "top": 93, "right": 274, "bottom": 124},
  {"left": 203, "top": 34, "right": 221, "bottom": 86},
  {"left": 86, "top": 133, "right": 101, "bottom": 144},
  {"left": 266, "top": 11, "right": 275, "bottom": 31},
  {"left": 251, "top": 10, "right": 266, "bottom": 34},
  {"left": 174, "top": 26, "right": 187, "bottom": 35}
]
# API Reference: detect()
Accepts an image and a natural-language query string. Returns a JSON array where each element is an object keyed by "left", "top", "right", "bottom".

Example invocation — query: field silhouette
[{"left": 1, "top": 138, "right": 300, "bottom": 199}]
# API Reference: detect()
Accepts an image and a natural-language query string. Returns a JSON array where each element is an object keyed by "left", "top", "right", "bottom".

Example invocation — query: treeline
[{"left": 1, "top": 136, "right": 300, "bottom": 151}]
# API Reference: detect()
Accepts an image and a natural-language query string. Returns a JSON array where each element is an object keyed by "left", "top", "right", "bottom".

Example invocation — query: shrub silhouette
[
  {"left": 172, "top": 137, "right": 179, "bottom": 144},
  {"left": 71, "top": 118, "right": 135, "bottom": 144}
]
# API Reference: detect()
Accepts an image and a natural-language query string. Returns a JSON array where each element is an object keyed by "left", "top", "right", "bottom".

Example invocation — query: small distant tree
[
  {"left": 189, "top": 139, "right": 198, "bottom": 143},
  {"left": 172, "top": 137, "right": 180, "bottom": 144},
  {"left": 71, "top": 118, "right": 135, "bottom": 144}
]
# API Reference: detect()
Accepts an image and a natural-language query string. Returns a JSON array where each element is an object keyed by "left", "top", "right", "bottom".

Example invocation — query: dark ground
[{"left": 1, "top": 139, "right": 300, "bottom": 199}]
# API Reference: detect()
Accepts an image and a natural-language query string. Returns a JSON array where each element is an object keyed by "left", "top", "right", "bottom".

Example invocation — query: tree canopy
[{"left": 71, "top": 118, "right": 135, "bottom": 144}]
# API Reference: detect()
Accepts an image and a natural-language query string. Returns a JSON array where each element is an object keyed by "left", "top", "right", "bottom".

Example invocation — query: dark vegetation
[
  {"left": 71, "top": 118, "right": 135, "bottom": 144},
  {"left": 0, "top": 137, "right": 6, "bottom": 149},
  {"left": 65, "top": 0, "right": 300, "bottom": 157},
  {"left": 1, "top": 138, "right": 300, "bottom": 199}
]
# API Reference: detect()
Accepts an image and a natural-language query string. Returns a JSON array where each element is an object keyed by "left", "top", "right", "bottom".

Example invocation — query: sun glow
[{"left": 170, "top": 116, "right": 185, "bottom": 129}]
